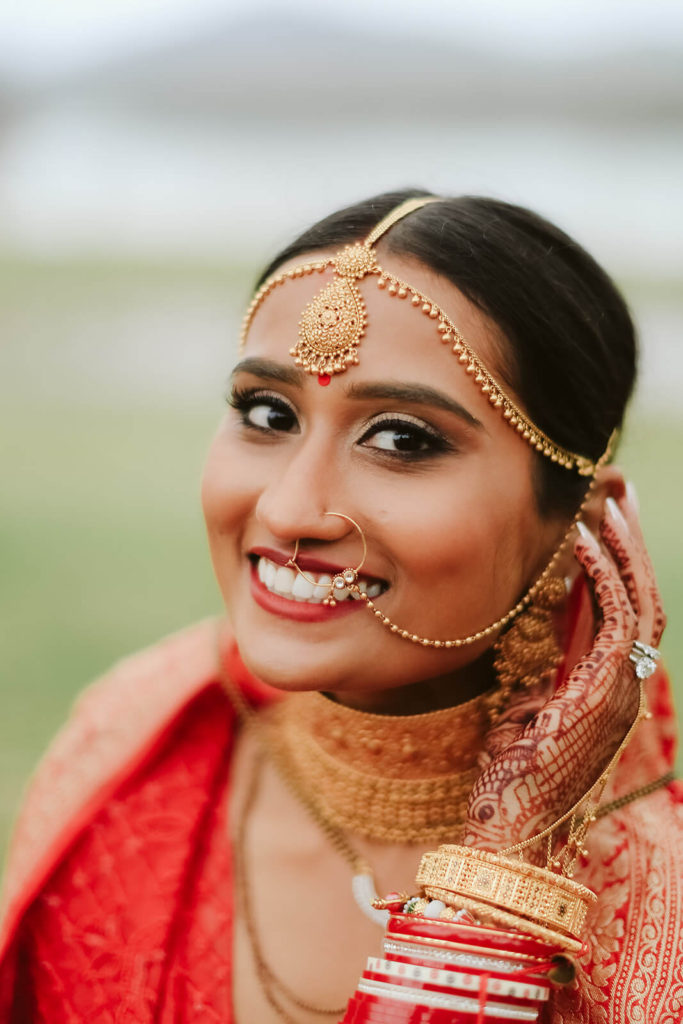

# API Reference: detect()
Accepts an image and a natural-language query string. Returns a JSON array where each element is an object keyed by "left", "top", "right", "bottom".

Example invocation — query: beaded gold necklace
[{"left": 264, "top": 688, "right": 495, "bottom": 845}]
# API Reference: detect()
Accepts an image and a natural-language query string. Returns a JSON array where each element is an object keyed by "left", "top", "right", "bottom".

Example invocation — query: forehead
[{"left": 242, "top": 249, "right": 513, "bottom": 415}]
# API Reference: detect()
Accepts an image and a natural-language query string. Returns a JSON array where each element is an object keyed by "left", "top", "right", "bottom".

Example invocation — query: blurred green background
[
  {"left": 1, "top": 0, "right": 682, "bottom": 870},
  {"left": 1, "top": 256, "right": 681, "bottom": 863}
]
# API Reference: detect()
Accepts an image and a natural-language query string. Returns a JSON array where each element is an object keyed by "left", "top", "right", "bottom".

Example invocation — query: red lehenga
[{"left": 0, "top": 619, "right": 681, "bottom": 1023}]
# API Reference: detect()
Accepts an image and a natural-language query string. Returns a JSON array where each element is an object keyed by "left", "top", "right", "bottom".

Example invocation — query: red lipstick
[
  {"left": 249, "top": 560, "right": 367, "bottom": 623},
  {"left": 249, "top": 546, "right": 383, "bottom": 584}
]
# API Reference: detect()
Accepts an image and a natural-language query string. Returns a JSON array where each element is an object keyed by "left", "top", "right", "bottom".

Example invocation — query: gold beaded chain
[
  {"left": 325, "top": 441, "right": 614, "bottom": 650},
  {"left": 240, "top": 196, "right": 603, "bottom": 476}
]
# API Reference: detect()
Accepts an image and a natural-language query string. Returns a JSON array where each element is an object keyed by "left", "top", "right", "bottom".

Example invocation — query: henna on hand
[
  {"left": 465, "top": 525, "right": 647, "bottom": 852},
  {"left": 613, "top": 492, "right": 666, "bottom": 646}
]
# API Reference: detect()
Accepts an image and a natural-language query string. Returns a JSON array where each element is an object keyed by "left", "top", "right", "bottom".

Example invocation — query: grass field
[{"left": 1, "top": 257, "right": 681, "bottom": 863}]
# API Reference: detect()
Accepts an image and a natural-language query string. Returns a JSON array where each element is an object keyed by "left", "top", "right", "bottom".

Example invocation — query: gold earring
[
  {"left": 490, "top": 574, "right": 567, "bottom": 721},
  {"left": 287, "top": 512, "right": 367, "bottom": 606}
]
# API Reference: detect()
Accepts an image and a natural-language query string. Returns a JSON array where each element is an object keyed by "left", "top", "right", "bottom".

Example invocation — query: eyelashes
[
  {"left": 357, "top": 414, "right": 453, "bottom": 459},
  {"left": 228, "top": 386, "right": 298, "bottom": 434},
  {"left": 227, "top": 385, "right": 455, "bottom": 461}
]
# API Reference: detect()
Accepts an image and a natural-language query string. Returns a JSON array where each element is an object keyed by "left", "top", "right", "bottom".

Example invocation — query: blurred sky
[
  {"left": 1, "top": 0, "right": 683, "bottom": 80},
  {"left": 0, "top": 0, "right": 681, "bottom": 410}
]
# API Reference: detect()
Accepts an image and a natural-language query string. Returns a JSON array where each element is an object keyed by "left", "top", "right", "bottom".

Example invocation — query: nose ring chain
[
  {"left": 285, "top": 509, "right": 560, "bottom": 641},
  {"left": 284, "top": 478, "right": 603, "bottom": 648},
  {"left": 286, "top": 512, "right": 367, "bottom": 607}
]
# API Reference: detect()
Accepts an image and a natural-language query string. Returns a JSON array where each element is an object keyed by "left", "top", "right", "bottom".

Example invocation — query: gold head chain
[
  {"left": 240, "top": 196, "right": 617, "bottom": 646},
  {"left": 240, "top": 196, "right": 605, "bottom": 476},
  {"left": 234, "top": 203, "right": 655, "bottom": 950}
]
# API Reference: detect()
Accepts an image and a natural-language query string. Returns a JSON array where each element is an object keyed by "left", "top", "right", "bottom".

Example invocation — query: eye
[
  {"left": 228, "top": 387, "right": 299, "bottom": 434},
  {"left": 358, "top": 415, "right": 451, "bottom": 458}
]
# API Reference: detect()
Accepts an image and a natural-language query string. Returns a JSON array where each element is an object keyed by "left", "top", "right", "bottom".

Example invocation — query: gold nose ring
[{"left": 286, "top": 512, "right": 367, "bottom": 606}]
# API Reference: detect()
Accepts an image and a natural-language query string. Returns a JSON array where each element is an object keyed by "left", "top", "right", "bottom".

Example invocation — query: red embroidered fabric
[
  {"left": 0, "top": 623, "right": 681, "bottom": 1022},
  {"left": 14, "top": 685, "right": 235, "bottom": 1023}
]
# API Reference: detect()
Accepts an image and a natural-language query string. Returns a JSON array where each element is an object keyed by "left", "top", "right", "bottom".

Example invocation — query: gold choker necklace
[{"left": 263, "top": 689, "right": 495, "bottom": 845}]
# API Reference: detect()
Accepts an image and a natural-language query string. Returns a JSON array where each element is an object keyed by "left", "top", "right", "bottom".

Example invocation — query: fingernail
[
  {"left": 626, "top": 481, "right": 639, "bottom": 513},
  {"left": 605, "top": 496, "right": 629, "bottom": 529},
  {"left": 576, "top": 520, "right": 598, "bottom": 546}
]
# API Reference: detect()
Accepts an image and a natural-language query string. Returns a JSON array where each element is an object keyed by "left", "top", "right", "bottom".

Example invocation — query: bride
[{"left": 0, "top": 191, "right": 680, "bottom": 1023}]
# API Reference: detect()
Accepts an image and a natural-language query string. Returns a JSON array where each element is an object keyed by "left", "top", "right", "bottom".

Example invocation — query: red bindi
[{"left": 318, "top": 373, "right": 331, "bottom": 386}]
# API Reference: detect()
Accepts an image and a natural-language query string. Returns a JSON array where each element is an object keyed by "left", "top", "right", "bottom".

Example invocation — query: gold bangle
[
  {"left": 420, "top": 887, "right": 584, "bottom": 954},
  {"left": 416, "top": 845, "right": 596, "bottom": 942}
]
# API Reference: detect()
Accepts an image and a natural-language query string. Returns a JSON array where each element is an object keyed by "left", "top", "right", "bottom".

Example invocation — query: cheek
[
  {"left": 391, "top": 458, "right": 538, "bottom": 600},
  {"left": 200, "top": 431, "right": 252, "bottom": 552}
]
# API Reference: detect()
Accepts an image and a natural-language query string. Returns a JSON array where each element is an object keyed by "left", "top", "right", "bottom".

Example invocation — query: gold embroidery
[{"left": 550, "top": 789, "right": 683, "bottom": 1023}]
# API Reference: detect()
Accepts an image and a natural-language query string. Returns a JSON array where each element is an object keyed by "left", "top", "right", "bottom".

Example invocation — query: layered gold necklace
[
  {"left": 224, "top": 662, "right": 495, "bottom": 1022},
  {"left": 263, "top": 689, "right": 494, "bottom": 845}
]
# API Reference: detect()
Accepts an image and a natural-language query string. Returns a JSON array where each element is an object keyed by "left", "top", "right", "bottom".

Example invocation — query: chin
[{"left": 233, "top": 630, "right": 349, "bottom": 694}]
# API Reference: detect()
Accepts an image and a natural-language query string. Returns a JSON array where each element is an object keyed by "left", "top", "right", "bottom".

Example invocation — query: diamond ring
[{"left": 629, "top": 639, "right": 661, "bottom": 680}]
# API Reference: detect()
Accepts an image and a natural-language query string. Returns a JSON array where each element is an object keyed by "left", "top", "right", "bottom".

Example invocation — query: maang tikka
[
  {"left": 240, "top": 195, "right": 606, "bottom": 476},
  {"left": 241, "top": 197, "right": 617, "bottom": 650}
]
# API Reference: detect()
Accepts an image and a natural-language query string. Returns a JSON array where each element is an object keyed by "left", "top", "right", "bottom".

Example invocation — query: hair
[{"left": 256, "top": 189, "right": 637, "bottom": 518}]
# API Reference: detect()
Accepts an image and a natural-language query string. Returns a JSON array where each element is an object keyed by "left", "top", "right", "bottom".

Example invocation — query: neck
[
  {"left": 326, "top": 648, "right": 496, "bottom": 715},
  {"left": 267, "top": 676, "right": 494, "bottom": 844}
]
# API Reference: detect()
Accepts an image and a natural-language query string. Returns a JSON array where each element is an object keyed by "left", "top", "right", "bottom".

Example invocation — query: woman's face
[{"left": 202, "top": 249, "right": 565, "bottom": 707}]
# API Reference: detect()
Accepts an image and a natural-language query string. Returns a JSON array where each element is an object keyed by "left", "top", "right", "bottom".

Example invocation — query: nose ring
[{"left": 286, "top": 512, "right": 367, "bottom": 607}]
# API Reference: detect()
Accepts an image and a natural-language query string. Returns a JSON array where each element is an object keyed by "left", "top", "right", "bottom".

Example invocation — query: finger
[
  {"left": 617, "top": 485, "right": 666, "bottom": 646},
  {"left": 599, "top": 498, "right": 641, "bottom": 619},
  {"left": 465, "top": 529, "right": 641, "bottom": 851},
  {"left": 574, "top": 525, "right": 637, "bottom": 647},
  {"left": 465, "top": 641, "right": 640, "bottom": 850},
  {"left": 478, "top": 682, "right": 554, "bottom": 766},
  {"left": 464, "top": 529, "right": 641, "bottom": 851}
]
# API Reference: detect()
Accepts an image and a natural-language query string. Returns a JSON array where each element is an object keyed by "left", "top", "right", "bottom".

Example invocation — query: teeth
[
  {"left": 292, "top": 573, "right": 315, "bottom": 601},
  {"left": 264, "top": 560, "right": 277, "bottom": 590},
  {"left": 255, "top": 557, "right": 383, "bottom": 606},
  {"left": 273, "top": 565, "right": 296, "bottom": 595},
  {"left": 315, "top": 574, "right": 332, "bottom": 600}
]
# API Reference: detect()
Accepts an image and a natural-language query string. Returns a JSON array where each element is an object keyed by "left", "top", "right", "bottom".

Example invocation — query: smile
[{"left": 255, "top": 556, "right": 383, "bottom": 604}]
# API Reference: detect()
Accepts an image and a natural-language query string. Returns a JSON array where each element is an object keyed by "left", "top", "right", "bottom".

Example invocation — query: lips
[
  {"left": 250, "top": 545, "right": 385, "bottom": 582},
  {"left": 248, "top": 546, "right": 388, "bottom": 622}
]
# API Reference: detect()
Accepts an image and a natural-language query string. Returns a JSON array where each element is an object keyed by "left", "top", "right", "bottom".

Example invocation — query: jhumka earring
[{"left": 491, "top": 575, "right": 568, "bottom": 721}]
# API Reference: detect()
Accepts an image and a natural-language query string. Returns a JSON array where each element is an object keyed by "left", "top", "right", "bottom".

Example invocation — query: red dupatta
[{"left": 0, "top": 615, "right": 680, "bottom": 1022}]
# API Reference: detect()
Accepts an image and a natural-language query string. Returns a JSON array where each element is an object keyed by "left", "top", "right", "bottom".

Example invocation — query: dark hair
[{"left": 256, "top": 189, "right": 637, "bottom": 517}]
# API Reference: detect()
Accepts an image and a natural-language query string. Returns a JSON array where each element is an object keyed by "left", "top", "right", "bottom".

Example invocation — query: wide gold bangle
[{"left": 416, "top": 845, "right": 596, "bottom": 942}]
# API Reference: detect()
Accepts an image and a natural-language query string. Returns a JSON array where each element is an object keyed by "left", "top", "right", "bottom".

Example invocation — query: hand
[{"left": 463, "top": 488, "right": 665, "bottom": 853}]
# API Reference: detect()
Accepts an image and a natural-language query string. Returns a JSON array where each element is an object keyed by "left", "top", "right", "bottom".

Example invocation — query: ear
[{"left": 580, "top": 464, "right": 627, "bottom": 536}]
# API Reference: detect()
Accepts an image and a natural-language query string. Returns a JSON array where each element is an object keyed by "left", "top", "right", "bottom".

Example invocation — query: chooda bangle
[{"left": 416, "top": 845, "right": 596, "bottom": 943}]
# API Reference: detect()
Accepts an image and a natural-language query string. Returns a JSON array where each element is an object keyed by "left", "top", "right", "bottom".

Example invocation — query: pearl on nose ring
[{"left": 288, "top": 513, "right": 367, "bottom": 606}]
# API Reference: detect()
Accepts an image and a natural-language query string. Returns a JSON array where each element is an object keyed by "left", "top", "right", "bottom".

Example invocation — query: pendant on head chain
[{"left": 289, "top": 243, "right": 377, "bottom": 379}]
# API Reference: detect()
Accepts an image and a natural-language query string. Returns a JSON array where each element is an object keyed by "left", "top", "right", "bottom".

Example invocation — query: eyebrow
[
  {"left": 231, "top": 357, "right": 482, "bottom": 430},
  {"left": 347, "top": 381, "right": 483, "bottom": 430},
  {"left": 231, "top": 357, "right": 305, "bottom": 387}
]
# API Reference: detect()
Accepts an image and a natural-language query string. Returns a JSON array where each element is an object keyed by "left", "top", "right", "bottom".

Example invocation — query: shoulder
[{"left": 0, "top": 618, "right": 232, "bottom": 956}]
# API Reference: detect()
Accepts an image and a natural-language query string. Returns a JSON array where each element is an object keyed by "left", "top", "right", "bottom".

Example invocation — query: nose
[{"left": 253, "top": 436, "right": 351, "bottom": 545}]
